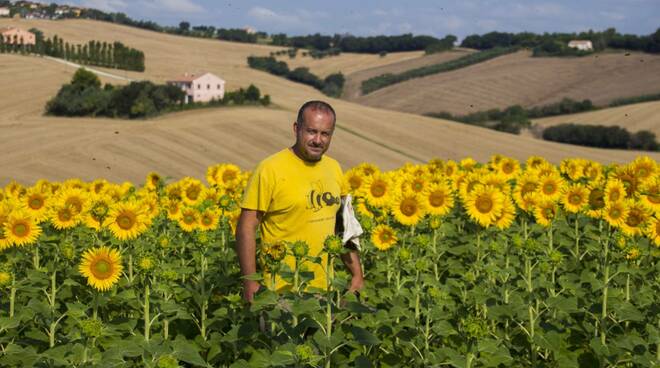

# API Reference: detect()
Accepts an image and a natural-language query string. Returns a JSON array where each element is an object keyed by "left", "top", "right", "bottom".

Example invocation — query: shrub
[{"left": 541, "top": 123, "right": 658, "bottom": 151}]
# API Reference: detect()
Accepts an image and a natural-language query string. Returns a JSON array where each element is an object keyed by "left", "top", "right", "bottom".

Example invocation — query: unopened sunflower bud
[
  {"left": 80, "top": 318, "right": 104, "bottom": 338},
  {"left": 291, "top": 240, "right": 309, "bottom": 258},
  {"left": 0, "top": 271, "right": 11, "bottom": 287},
  {"left": 157, "top": 355, "right": 179, "bottom": 368},
  {"left": 324, "top": 235, "right": 344, "bottom": 255}
]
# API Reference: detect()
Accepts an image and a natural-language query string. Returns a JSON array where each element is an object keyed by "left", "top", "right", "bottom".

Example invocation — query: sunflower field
[{"left": 0, "top": 155, "right": 659, "bottom": 367}]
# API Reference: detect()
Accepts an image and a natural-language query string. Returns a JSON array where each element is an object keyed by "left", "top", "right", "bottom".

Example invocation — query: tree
[
  {"left": 71, "top": 68, "right": 101, "bottom": 90},
  {"left": 179, "top": 21, "right": 190, "bottom": 33}
]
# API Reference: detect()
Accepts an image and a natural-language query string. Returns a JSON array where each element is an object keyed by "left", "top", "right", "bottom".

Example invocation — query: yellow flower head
[
  {"left": 355, "top": 162, "right": 380, "bottom": 177},
  {"left": 144, "top": 172, "right": 163, "bottom": 191},
  {"left": 533, "top": 198, "right": 558, "bottom": 227},
  {"left": 56, "top": 187, "right": 89, "bottom": 216},
  {"left": 79, "top": 246, "right": 123, "bottom": 292},
  {"left": 630, "top": 156, "right": 657, "bottom": 183},
  {"left": 525, "top": 156, "right": 548, "bottom": 170},
  {"left": 49, "top": 202, "right": 81, "bottom": 230},
  {"left": 536, "top": 173, "right": 565, "bottom": 201},
  {"left": 605, "top": 179, "right": 627, "bottom": 204},
  {"left": 513, "top": 174, "right": 539, "bottom": 212},
  {"left": 180, "top": 177, "right": 206, "bottom": 206},
  {"left": 561, "top": 183, "right": 589, "bottom": 213},
  {"left": 604, "top": 200, "right": 628, "bottom": 228},
  {"left": 639, "top": 176, "right": 660, "bottom": 214},
  {"left": 21, "top": 187, "right": 49, "bottom": 223},
  {"left": 422, "top": 181, "right": 454, "bottom": 216},
  {"left": 560, "top": 158, "right": 586, "bottom": 181},
  {"left": 83, "top": 195, "right": 113, "bottom": 231},
  {"left": 645, "top": 217, "right": 660, "bottom": 247},
  {"left": 371, "top": 224, "right": 398, "bottom": 251},
  {"left": 585, "top": 185, "right": 606, "bottom": 219},
  {"left": 363, "top": 172, "right": 393, "bottom": 208},
  {"left": 391, "top": 190, "right": 426, "bottom": 226},
  {"left": 104, "top": 201, "right": 148, "bottom": 241},
  {"left": 497, "top": 157, "right": 520, "bottom": 179},
  {"left": 4, "top": 210, "right": 41, "bottom": 247},
  {"left": 343, "top": 168, "right": 366, "bottom": 195},
  {"left": 494, "top": 197, "right": 516, "bottom": 230},
  {"left": 177, "top": 207, "right": 200, "bottom": 232},
  {"left": 199, "top": 209, "right": 220, "bottom": 231},
  {"left": 620, "top": 201, "right": 650, "bottom": 237},
  {"left": 89, "top": 179, "right": 109, "bottom": 196},
  {"left": 0, "top": 203, "right": 12, "bottom": 250},
  {"left": 465, "top": 185, "right": 505, "bottom": 228}
]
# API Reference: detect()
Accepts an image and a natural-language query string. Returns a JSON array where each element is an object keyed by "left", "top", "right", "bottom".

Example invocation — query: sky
[{"left": 59, "top": 0, "right": 659, "bottom": 39}]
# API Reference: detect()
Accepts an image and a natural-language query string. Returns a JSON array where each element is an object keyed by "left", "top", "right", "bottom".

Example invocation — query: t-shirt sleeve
[
  {"left": 240, "top": 162, "right": 273, "bottom": 212},
  {"left": 336, "top": 162, "right": 348, "bottom": 197}
]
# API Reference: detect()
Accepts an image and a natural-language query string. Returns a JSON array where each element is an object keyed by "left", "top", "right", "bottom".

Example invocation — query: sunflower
[
  {"left": 145, "top": 171, "right": 163, "bottom": 188},
  {"left": 21, "top": 187, "right": 49, "bottom": 222},
  {"left": 50, "top": 203, "right": 80, "bottom": 230},
  {"left": 363, "top": 173, "right": 393, "bottom": 208},
  {"left": 494, "top": 197, "right": 516, "bottom": 230},
  {"left": 181, "top": 178, "right": 205, "bottom": 206},
  {"left": 561, "top": 183, "right": 589, "bottom": 213},
  {"left": 536, "top": 174, "right": 564, "bottom": 201},
  {"left": 78, "top": 246, "right": 123, "bottom": 291},
  {"left": 513, "top": 175, "right": 539, "bottom": 212},
  {"left": 83, "top": 195, "right": 112, "bottom": 231},
  {"left": 525, "top": 156, "right": 548, "bottom": 170},
  {"left": 533, "top": 198, "right": 558, "bottom": 227},
  {"left": 199, "top": 209, "right": 220, "bottom": 231},
  {"left": 497, "top": 158, "right": 520, "bottom": 179},
  {"left": 405, "top": 175, "right": 428, "bottom": 194},
  {"left": 0, "top": 204, "right": 11, "bottom": 250},
  {"left": 639, "top": 177, "right": 660, "bottom": 214},
  {"left": 605, "top": 179, "right": 627, "bottom": 204},
  {"left": 177, "top": 207, "right": 200, "bottom": 232},
  {"left": 583, "top": 161, "right": 603, "bottom": 183},
  {"left": 464, "top": 185, "right": 505, "bottom": 227},
  {"left": 207, "top": 163, "right": 242, "bottom": 188},
  {"left": 104, "top": 201, "right": 148, "bottom": 241},
  {"left": 371, "top": 224, "right": 398, "bottom": 251},
  {"left": 57, "top": 187, "right": 89, "bottom": 216},
  {"left": 343, "top": 169, "right": 366, "bottom": 195},
  {"left": 585, "top": 186, "right": 606, "bottom": 219},
  {"left": 355, "top": 162, "right": 380, "bottom": 177},
  {"left": 4, "top": 210, "right": 41, "bottom": 247},
  {"left": 458, "top": 171, "right": 486, "bottom": 203},
  {"left": 391, "top": 190, "right": 426, "bottom": 226},
  {"left": 630, "top": 156, "right": 657, "bottom": 183},
  {"left": 89, "top": 179, "right": 108, "bottom": 195},
  {"left": 645, "top": 217, "right": 660, "bottom": 247},
  {"left": 443, "top": 160, "right": 459, "bottom": 178},
  {"left": 164, "top": 198, "right": 182, "bottom": 220},
  {"left": 603, "top": 200, "right": 628, "bottom": 228},
  {"left": 460, "top": 157, "right": 477, "bottom": 171},
  {"left": 423, "top": 181, "right": 454, "bottom": 216},
  {"left": 612, "top": 167, "right": 639, "bottom": 197},
  {"left": 560, "top": 158, "right": 586, "bottom": 181},
  {"left": 620, "top": 201, "right": 650, "bottom": 237}
]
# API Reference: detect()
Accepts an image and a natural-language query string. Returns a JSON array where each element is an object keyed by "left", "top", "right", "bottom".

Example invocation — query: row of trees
[
  {"left": 361, "top": 47, "right": 519, "bottom": 94},
  {"left": 247, "top": 56, "right": 345, "bottom": 97},
  {"left": 271, "top": 33, "right": 444, "bottom": 53},
  {"left": 46, "top": 69, "right": 269, "bottom": 119},
  {"left": 461, "top": 28, "right": 660, "bottom": 54},
  {"left": 0, "top": 29, "right": 145, "bottom": 72},
  {"left": 543, "top": 123, "right": 659, "bottom": 151}
]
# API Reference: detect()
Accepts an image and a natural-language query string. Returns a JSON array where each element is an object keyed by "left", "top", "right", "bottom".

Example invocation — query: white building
[
  {"left": 167, "top": 72, "right": 225, "bottom": 104},
  {"left": 568, "top": 40, "right": 593, "bottom": 51},
  {"left": 0, "top": 7, "right": 10, "bottom": 17}
]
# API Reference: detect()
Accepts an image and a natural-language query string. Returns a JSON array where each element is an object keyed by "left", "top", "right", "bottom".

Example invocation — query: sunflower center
[
  {"left": 430, "top": 192, "right": 445, "bottom": 207},
  {"left": 379, "top": 231, "right": 391, "bottom": 242},
  {"left": 648, "top": 192, "right": 660, "bottom": 204},
  {"left": 186, "top": 186, "right": 200, "bottom": 200},
  {"left": 366, "top": 181, "right": 383, "bottom": 197},
  {"left": 184, "top": 214, "right": 196, "bottom": 224},
  {"left": 58, "top": 208, "right": 72, "bottom": 221},
  {"left": 637, "top": 167, "right": 648, "bottom": 178},
  {"left": 202, "top": 215, "right": 213, "bottom": 226},
  {"left": 543, "top": 183, "right": 556, "bottom": 195},
  {"left": 588, "top": 189, "right": 605, "bottom": 209},
  {"left": 29, "top": 196, "right": 44, "bottom": 210},
  {"left": 117, "top": 213, "right": 135, "bottom": 230},
  {"left": 569, "top": 194, "right": 582, "bottom": 205},
  {"left": 522, "top": 183, "right": 537, "bottom": 195},
  {"left": 92, "top": 259, "right": 112, "bottom": 279},
  {"left": 412, "top": 181, "right": 424, "bottom": 192},
  {"left": 13, "top": 223, "right": 28, "bottom": 237},
  {"left": 543, "top": 207, "right": 555, "bottom": 219},
  {"left": 66, "top": 198, "right": 83, "bottom": 214},
  {"left": 626, "top": 212, "right": 641, "bottom": 227},
  {"left": 222, "top": 170, "right": 237, "bottom": 182},
  {"left": 349, "top": 177, "right": 362, "bottom": 190},
  {"left": 476, "top": 196, "right": 493, "bottom": 213},
  {"left": 502, "top": 163, "right": 514, "bottom": 174},
  {"left": 400, "top": 198, "right": 418, "bottom": 216},
  {"left": 610, "top": 191, "right": 620, "bottom": 201}
]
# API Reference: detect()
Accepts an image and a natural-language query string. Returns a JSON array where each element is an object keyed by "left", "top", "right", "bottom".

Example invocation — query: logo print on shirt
[{"left": 307, "top": 181, "right": 340, "bottom": 212}]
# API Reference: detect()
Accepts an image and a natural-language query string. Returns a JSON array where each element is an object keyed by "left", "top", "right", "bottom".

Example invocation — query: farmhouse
[
  {"left": 167, "top": 72, "right": 225, "bottom": 104},
  {"left": 567, "top": 40, "right": 593, "bottom": 51},
  {"left": 0, "top": 7, "right": 10, "bottom": 17},
  {"left": 0, "top": 27, "right": 36, "bottom": 45}
]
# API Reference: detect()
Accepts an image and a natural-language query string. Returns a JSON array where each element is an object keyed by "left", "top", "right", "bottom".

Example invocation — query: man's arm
[
  {"left": 341, "top": 245, "right": 364, "bottom": 293},
  {"left": 235, "top": 209, "right": 263, "bottom": 302}
]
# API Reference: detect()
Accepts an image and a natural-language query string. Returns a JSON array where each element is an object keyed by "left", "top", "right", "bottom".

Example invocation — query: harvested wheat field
[
  {"left": 532, "top": 101, "right": 660, "bottom": 137},
  {"left": 342, "top": 48, "right": 475, "bottom": 100},
  {"left": 0, "top": 19, "right": 658, "bottom": 186},
  {"left": 277, "top": 50, "right": 425, "bottom": 78},
  {"left": 353, "top": 50, "right": 660, "bottom": 116}
]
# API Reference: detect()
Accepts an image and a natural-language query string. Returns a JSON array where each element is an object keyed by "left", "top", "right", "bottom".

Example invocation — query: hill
[
  {"left": 0, "top": 19, "right": 657, "bottom": 186},
  {"left": 351, "top": 50, "right": 660, "bottom": 115},
  {"left": 531, "top": 101, "right": 660, "bottom": 136}
]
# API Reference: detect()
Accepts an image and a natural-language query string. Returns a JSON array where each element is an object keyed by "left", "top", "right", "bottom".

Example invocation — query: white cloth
[{"left": 341, "top": 194, "right": 363, "bottom": 250}]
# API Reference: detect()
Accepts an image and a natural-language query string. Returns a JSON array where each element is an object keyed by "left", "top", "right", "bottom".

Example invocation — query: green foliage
[
  {"left": 609, "top": 92, "right": 660, "bottom": 107},
  {"left": 247, "top": 56, "right": 344, "bottom": 98},
  {"left": 424, "top": 34, "right": 457, "bottom": 54},
  {"left": 461, "top": 28, "right": 660, "bottom": 54},
  {"left": 361, "top": 47, "right": 520, "bottom": 94},
  {"left": 542, "top": 123, "right": 659, "bottom": 150}
]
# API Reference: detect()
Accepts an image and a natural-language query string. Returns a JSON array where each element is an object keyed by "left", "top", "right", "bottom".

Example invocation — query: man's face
[{"left": 293, "top": 109, "right": 335, "bottom": 162}]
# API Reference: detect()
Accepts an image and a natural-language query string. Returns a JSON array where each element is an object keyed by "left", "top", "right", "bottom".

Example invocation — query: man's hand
[
  {"left": 340, "top": 249, "right": 364, "bottom": 295},
  {"left": 242, "top": 279, "right": 261, "bottom": 303},
  {"left": 348, "top": 274, "right": 364, "bottom": 293}
]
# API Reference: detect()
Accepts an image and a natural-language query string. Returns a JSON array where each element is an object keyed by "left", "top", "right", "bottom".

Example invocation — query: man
[{"left": 235, "top": 100, "right": 364, "bottom": 302}]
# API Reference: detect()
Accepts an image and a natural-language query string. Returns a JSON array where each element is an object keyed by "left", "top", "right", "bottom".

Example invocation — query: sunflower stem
[
  {"left": 93, "top": 293, "right": 99, "bottom": 320},
  {"left": 144, "top": 282, "right": 150, "bottom": 341},
  {"left": 325, "top": 255, "right": 335, "bottom": 368},
  {"left": 9, "top": 275, "right": 16, "bottom": 318},
  {"left": 574, "top": 215, "right": 580, "bottom": 260},
  {"left": 128, "top": 254, "right": 134, "bottom": 284},
  {"left": 33, "top": 245, "right": 40, "bottom": 270}
]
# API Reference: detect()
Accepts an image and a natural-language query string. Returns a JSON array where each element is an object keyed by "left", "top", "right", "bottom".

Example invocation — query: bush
[
  {"left": 609, "top": 92, "right": 660, "bottom": 107},
  {"left": 247, "top": 56, "right": 344, "bottom": 97},
  {"left": 542, "top": 123, "right": 658, "bottom": 151}
]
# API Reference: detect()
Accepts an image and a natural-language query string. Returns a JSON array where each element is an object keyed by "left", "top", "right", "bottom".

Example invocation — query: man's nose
[{"left": 312, "top": 134, "right": 322, "bottom": 144}]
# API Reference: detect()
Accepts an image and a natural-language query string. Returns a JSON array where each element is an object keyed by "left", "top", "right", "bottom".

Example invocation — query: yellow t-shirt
[{"left": 241, "top": 148, "right": 344, "bottom": 289}]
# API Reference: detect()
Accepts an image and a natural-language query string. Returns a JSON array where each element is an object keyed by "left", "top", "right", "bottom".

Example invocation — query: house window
[
  {"left": 207, "top": 84, "right": 210, "bottom": 90},
  {"left": 197, "top": 84, "right": 201, "bottom": 89},
  {"left": 217, "top": 84, "right": 221, "bottom": 89}
]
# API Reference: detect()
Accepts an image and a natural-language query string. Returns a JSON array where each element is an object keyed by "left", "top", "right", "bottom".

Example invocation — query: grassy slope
[{"left": 0, "top": 19, "right": 657, "bottom": 186}]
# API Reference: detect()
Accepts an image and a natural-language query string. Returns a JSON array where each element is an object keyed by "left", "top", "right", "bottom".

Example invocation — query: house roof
[
  {"left": 568, "top": 40, "right": 592, "bottom": 44},
  {"left": 167, "top": 72, "right": 225, "bottom": 83}
]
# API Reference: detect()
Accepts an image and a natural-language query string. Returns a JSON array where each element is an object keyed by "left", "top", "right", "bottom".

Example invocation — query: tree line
[
  {"left": 543, "top": 124, "right": 658, "bottom": 151},
  {"left": 461, "top": 28, "right": 660, "bottom": 54},
  {"left": 0, "top": 29, "right": 145, "bottom": 72},
  {"left": 247, "top": 56, "right": 345, "bottom": 98},
  {"left": 361, "top": 47, "right": 520, "bottom": 95},
  {"left": 46, "top": 69, "right": 270, "bottom": 119}
]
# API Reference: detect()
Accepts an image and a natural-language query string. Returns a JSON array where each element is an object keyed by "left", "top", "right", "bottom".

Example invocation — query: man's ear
[{"left": 292, "top": 121, "right": 298, "bottom": 134}]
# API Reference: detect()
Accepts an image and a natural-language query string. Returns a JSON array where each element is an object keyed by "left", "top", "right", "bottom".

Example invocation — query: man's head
[{"left": 292, "top": 100, "right": 336, "bottom": 163}]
